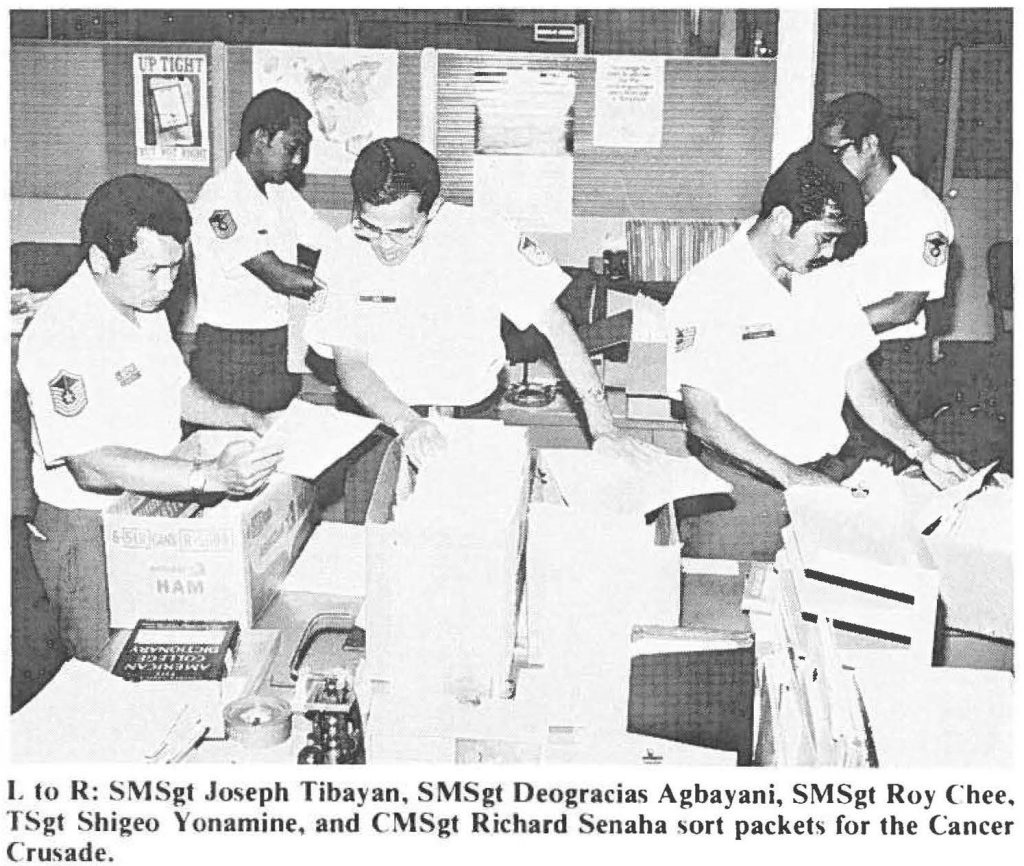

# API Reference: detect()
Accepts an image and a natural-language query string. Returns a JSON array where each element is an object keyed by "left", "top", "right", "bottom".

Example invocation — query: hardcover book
[{"left": 112, "top": 619, "right": 240, "bottom": 682}]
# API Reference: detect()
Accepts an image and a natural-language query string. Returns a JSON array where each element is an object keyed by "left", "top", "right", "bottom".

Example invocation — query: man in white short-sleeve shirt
[
  {"left": 191, "top": 89, "right": 335, "bottom": 412},
  {"left": 18, "top": 175, "right": 281, "bottom": 660},
  {"left": 819, "top": 92, "right": 954, "bottom": 340},
  {"left": 665, "top": 145, "right": 969, "bottom": 559},
  {"left": 817, "top": 93, "right": 954, "bottom": 444},
  {"left": 306, "top": 137, "right": 655, "bottom": 470}
]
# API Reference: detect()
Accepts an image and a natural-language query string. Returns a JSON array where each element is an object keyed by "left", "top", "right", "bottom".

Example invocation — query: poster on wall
[
  {"left": 472, "top": 68, "right": 576, "bottom": 232},
  {"left": 252, "top": 46, "right": 398, "bottom": 176},
  {"left": 593, "top": 55, "right": 665, "bottom": 148},
  {"left": 133, "top": 53, "right": 210, "bottom": 167},
  {"left": 474, "top": 68, "right": 576, "bottom": 155}
]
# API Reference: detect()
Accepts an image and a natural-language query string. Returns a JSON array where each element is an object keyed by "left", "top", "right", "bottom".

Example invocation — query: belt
[{"left": 410, "top": 383, "right": 506, "bottom": 420}]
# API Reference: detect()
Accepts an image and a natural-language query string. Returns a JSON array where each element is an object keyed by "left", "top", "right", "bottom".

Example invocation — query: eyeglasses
[{"left": 829, "top": 139, "right": 856, "bottom": 157}]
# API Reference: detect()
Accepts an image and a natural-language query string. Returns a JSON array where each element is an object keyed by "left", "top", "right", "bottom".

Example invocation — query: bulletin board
[
  {"left": 436, "top": 51, "right": 776, "bottom": 220},
  {"left": 10, "top": 41, "right": 420, "bottom": 208},
  {"left": 12, "top": 40, "right": 773, "bottom": 220},
  {"left": 10, "top": 42, "right": 214, "bottom": 200}
]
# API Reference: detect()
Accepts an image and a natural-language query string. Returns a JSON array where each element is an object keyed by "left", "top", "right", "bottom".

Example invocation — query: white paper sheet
[
  {"left": 593, "top": 56, "right": 665, "bottom": 148},
  {"left": 539, "top": 447, "right": 732, "bottom": 515},
  {"left": 256, "top": 400, "right": 379, "bottom": 480},
  {"left": 472, "top": 154, "right": 573, "bottom": 233}
]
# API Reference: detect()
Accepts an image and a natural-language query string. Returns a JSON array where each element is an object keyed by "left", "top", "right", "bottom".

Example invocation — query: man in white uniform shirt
[
  {"left": 817, "top": 92, "right": 955, "bottom": 461},
  {"left": 191, "top": 88, "right": 335, "bottom": 412},
  {"left": 307, "top": 137, "right": 653, "bottom": 475},
  {"left": 18, "top": 175, "right": 281, "bottom": 661},
  {"left": 665, "top": 146, "right": 969, "bottom": 560}
]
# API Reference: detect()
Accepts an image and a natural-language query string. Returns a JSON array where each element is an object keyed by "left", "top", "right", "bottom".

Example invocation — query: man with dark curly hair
[
  {"left": 665, "top": 144, "right": 970, "bottom": 560},
  {"left": 18, "top": 174, "right": 282, "bottom": 661}
]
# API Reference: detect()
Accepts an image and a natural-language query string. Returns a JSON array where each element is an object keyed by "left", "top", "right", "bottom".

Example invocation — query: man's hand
[
  {"left": 917, "top": 444, "right": 973, "bottom": 490},
  {"left": 592, "top": 430, "right": 665, "bottom": 463},
  {"left": 783, "top": 465, "right": 841, "bottom": 489},
  {"left": 399, "top": 418, "right": 447, "bottom": 469},
  {"left": 205, "top": 440, "right": 282, "bottom": 497}
]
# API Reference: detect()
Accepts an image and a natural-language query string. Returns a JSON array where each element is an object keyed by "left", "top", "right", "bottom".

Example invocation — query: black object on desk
[{"left": 627, "top": 567, "right": 755, "bottom": 765}]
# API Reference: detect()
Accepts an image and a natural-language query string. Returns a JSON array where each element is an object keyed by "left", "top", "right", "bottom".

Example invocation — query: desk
[{"left": 98, "top": 589, "right": 364, "bottom": 764}]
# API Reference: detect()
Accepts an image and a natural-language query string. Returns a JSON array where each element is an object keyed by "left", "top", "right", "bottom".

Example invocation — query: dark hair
[
  {"left": 80, "top": 174, "right": 191, "bottom": 272},
  {"left": 351, "top": 137, "right": 441, "bottom": 213},
  {"left": 760, "top": 142, "right": 865, "bottom": 231},
  {"left": 237, "top": 88, "right": 312, "bottom": 157},
  {"left": 820, "top": 91, "right": 896, "bottom": 157}
]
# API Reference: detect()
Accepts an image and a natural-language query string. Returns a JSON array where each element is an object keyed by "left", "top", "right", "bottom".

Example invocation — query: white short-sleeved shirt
[
  {"left": 17, "top": 262, "right": 191, "bottom": 510},
  {"left": 664, "top": 222, "right": 879, "bottom": 465},
  {"left": 822, "top": 157, "right": 954, "bottom": 340},
  {"left": 306, "top": 202, "right": 569, "bottom": 407},
  {"left": 191, "top": 155, "right": 335, "bottom": 330}
]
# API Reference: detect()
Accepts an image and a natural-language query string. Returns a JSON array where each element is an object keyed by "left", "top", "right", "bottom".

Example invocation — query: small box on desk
[
  {"left": 625, "top": 341, "right": 672, "bottom": 421},
  {"left": 104, "top": 430, "right": 316, "bottom": 628}
]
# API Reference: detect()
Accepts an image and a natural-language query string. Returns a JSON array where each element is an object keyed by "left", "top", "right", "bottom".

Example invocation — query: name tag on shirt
[
  {"left": 358, "top": 295, "right": 397, "bottom": 304},
  {"left": 742, "top": 323, "right": 776, "bottom": 341}
]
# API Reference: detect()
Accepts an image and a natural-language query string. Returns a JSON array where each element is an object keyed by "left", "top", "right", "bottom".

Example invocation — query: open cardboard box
[{"left": 104, "top": 430, "right": 316, "bottom": 628}]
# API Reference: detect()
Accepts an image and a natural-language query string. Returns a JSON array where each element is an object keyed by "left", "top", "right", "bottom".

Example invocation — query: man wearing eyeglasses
[
  {"left": 307, "top": 136, "right": 652, "bottom": 471},
  {"left": 816, "top": 92, "right": 955, "bottom": 463},
  {"left": 191, "top": 89, "right": 335, "bottom": 413}
]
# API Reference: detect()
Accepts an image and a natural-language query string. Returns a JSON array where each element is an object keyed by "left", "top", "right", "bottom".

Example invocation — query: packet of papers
[{"left": 253, "top": 400, "right": 379, "bottom": 479}]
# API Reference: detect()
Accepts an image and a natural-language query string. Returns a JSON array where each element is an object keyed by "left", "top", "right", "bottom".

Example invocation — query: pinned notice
[{"left": 594, "top": 56, "right": 665, "bottom": 148}]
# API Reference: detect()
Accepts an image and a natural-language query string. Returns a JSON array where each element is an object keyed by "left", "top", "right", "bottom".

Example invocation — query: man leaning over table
[
  {"left": 665, "top": 144, "right": 971, "bottom": 561},
  {"left": 304, "top": 137, "right": 658, "bottom": 513},
  {"left": 17, "top": 175, "right": 283, "bottom": 661}
]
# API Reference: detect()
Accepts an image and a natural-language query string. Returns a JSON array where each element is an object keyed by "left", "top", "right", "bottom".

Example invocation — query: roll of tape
[{"left": 224, "top": 695, "right": 293, "bottom": 748}]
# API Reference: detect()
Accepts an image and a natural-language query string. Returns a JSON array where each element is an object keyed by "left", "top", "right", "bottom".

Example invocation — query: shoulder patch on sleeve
[
  {"left": 923, "top": 231, "right": 949, "bottom": 267},
  {"left": 518, "top": 235, "right": 554, "bottom": 267},
  {"left": 48, "top": 370, "right": 88, "bottom": 417},
  {"left": 674, "top": 326, "right": 697, "bottom": 352},
  {"left": 209, "top": 210, "right": 237, "bottom": 240}
]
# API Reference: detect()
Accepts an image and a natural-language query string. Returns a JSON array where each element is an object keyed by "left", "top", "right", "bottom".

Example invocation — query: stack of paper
[
  {"left": 747, "top": 550, "right": 871, "bottom": 767},
  {"left": 367, "top": 420, "right": 531, "bottom": 703},
  {"left": 523, "top": 502, "right": 681, "bottom": 731},
  {"left": 256, "top": 400, "right": 380, "bottom": 480}
]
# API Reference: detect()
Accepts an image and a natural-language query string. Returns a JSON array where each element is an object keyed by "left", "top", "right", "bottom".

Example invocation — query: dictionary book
[{"left": 112, "top": 619, "right": 240, "bottom": 682}]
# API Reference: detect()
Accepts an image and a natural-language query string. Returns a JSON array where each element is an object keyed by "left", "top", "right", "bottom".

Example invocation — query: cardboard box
[
  {"left": 104, "top": 430, "right": 316, "bottom": 628},
  {"left": 625, "top": 340, "right": 672, "bottom": 420}
]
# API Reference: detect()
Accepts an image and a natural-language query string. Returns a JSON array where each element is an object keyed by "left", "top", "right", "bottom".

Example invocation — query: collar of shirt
[
  {"left": 225, "top": 153, "right": 276, "bottom": 209},
  {"left": 867, "top": 155, "right": 912, "bottom": 213},
  {"left": 65, "top": 260, "right": 158, "bottom": 337}
]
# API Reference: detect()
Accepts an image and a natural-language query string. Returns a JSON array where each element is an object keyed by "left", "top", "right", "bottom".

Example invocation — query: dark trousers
[
  {"left": 676, "top": 447, "right": 857, "bottom": 562},
  {"left": 28, "top": 502, "right": 109, "bottom": 661},
  {"left": 190, "top": 323, "right": 299, "bottom": 413}
]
